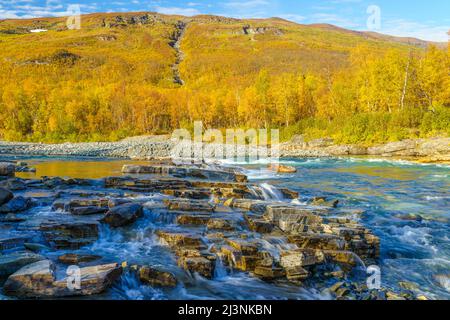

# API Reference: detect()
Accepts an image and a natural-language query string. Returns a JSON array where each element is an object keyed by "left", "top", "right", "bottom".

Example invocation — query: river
[{"left": 1, "top": 156, "right": 449, "bottom": 300}]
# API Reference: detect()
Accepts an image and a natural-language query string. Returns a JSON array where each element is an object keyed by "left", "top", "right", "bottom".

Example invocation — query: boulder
[
  {"left": 0, "top": 196, "right": 31, "bottom": 214},
  {"left": 3, "top": 260, "right": 122, "bottom": 298},
  {"left": 0, "top": 163, "right": 15, "bottom": 177},
  {"left": 178, "top": 256, "right": 214, "bottom": 279},
  {"left": 268, "top": 164, "right": 297, "bottom": 174},
  {"left": 139, "top": 266, "right": 177, "bottom": 287},
  {"left": 0, "top": 251, "right": 45, "bottom": 278},
  {"left": 312, "top": 197, "right": 339, "bottom": 208},
  {"left": 101, "top": 203, "right": 143, "bottom": 227},
  {"left": 0, "top": 187, "right": 13, "bottom": 206},
  {"left": 40, "top": 221, "right": 99, "bottom": 249}
]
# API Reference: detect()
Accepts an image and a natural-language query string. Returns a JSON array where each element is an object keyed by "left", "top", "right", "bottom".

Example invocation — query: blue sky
[{"left": 0, "top": 0, "right": 449, "bottom": 41}]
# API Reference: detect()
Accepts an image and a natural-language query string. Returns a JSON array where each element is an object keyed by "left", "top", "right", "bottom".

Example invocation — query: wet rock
[
  {"left": 277, "top": 213, "right": 323, "bottom": 233},
  {"left": 253, "top": 266, "right": 285, "bottom": 280},
  {"left": 221, "top": 246, "right": 259, "bottom": 272},
  {"left": 0, "top": 236, "right": 31, "bottom": 251},
  {"left": 0, "top": 251, "right": 45, "bottom": 278},
  {"left": 101, "top": 203, "right": 143, "bottom": 227},
  {"left": 288, "top": 234, "right": 345, "bottom": 251},
  {"left": 285, "top": 266, "right": 310, "bottom": 282},
  {"left": 164, "top": 199, "right": 215, "bottom": 212},
  {"left": 0, "top": 196, "right": 31, "bottom": 214},
  {"left": 324, "top": 250, "right": 361, "bottom": 267},
  {"left": 66, "top": 199, "right": 109, "bottom": 215},
  {"left": 40, "top": 221, "right": 99, "bottom": 249},
  {"left": 3, "top": 260, "right": 122, "bottom": 298},
  {"left": 244, "top": 214, "right": 273, "bottom": 233},
  {"left": 139, "top": 266, "right": 177, "bottom": 287},
  {"left": 162, "top": 189, "right": 210, "bottom": 200},
  {"left": 265, "top": 206, "right": 324, "bottom": 224},
  {"left": 227, "top": 199, "right": 268, "bottom": 213},
  {"left": 176, "top": 214, "right": 211, "bottom": 226},
  {"left": 24, "top": 243, "right": 52, "bottom": 253},
  {"left": 58, "top": 253, "right": 102, "bottom": 265},
  {"left": 207, "top": 218, "right": 234, "bottom": 231},
  {"left": 178, "top": 256, "right": 214, "bottom": 279},
  {"left": 268, "top": 164, "right": 297, "bottom": 173},
  {"left": 0, "top": 163, "right": 15, "bottom": 177},
  {"left": 122, "top": 165, "right": 247, "bottom": 182},
  {"left": 0, "top": 187, "right": 13, "bottom": 206},
  {"left": 279, "top": 188, "right": 299, "bottom": 199},
  {"left": 225, "top": 238, "right": 258, "bottom": 255},
  {"left": 280, "top": 249, "right": 325, "bottom": 268},
  {"left": 0, "top": 179, "right": 26, "bottom": 191},
  {"left": 156, "top": 230, "right": 203, "bottom": 248},
  {"left": 312, "top": 197, "right": 339, "bottom": 208}
]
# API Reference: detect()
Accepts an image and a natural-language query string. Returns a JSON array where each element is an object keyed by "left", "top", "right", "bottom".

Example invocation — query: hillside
[{"left": 0, "top": 12, "right": 448, "bottom": 143}]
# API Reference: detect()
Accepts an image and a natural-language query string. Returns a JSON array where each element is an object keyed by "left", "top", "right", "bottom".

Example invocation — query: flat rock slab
[
  {"left": 3, "top": 260, "right": 122, "bottom": 298},
  {"left": 0, "top": 251, "right": 45, "bottom": 278}
]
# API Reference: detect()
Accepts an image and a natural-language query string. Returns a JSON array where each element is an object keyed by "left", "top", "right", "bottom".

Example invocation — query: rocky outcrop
[{"left": 3, "top": 260, "right": 122, "bottom": 298}]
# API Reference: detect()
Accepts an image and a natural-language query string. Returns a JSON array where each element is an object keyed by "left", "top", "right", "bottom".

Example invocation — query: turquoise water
[
  {"left": 2, "top": 156, "right": 449, "bottom": 299},
  {"left": 242, "top": 157, "right": 450, "bottom": 299}
]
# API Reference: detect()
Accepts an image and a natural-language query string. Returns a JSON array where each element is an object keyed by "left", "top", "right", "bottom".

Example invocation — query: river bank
[{"left": 1, "top": 136, "right": 449, "bottom": 164}]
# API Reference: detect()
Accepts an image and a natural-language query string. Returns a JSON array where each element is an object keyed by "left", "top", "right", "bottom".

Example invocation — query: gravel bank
[{"left": 0, "top": 135, "right": 449, "bottom": 163}]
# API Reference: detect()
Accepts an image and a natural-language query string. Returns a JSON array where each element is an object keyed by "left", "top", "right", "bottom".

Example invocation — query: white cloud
[{"left": 381, "top": 19, "right": 450, "bottom": 42}]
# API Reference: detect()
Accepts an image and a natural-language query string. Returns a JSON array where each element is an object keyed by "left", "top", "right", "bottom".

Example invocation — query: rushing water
[{"left": 2, "top": 155, "right": 450, "bottom": 300}]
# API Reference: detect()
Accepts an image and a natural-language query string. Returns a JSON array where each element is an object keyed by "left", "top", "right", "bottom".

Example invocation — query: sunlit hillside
[{"left": 0, "top": 12, "right": 448, "bottom": 143}]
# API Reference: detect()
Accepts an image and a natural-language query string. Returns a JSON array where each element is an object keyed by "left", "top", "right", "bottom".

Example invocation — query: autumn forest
[{"left": 0, "top": 12, "right": 449, "bottom": 144}]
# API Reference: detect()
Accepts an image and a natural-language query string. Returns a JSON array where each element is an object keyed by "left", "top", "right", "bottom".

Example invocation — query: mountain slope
[{"left": 0, "top": 12, "right": 448, "bottom": 143}]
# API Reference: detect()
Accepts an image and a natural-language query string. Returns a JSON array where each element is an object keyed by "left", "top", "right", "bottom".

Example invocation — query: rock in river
[
  {"left": 0, "top": 251, "right": 45, "bottom": 278},
  {"left": 0, "top": 163, "right": 15, "bottom": 177},
  {"left": 101, "top": 203, "right": 143, "bottom": 227},
  {"left": 139, "top": 266, "right": 178, "bottom": 287},
  {"left": 0, "top": 196, "right": 31, "bottom": 214},
  {"left": 0, "top": 187, "right": 13, "bottom": 206},
  {"left": 3, "top": 260, "right": 122, "bottom": 298}
]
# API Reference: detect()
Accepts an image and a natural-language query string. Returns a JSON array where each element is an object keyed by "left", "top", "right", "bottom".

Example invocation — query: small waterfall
[
  {"left": 259, "top": 237, "right": 298, "bottom": 261},
  {"left": 214, "top": 256, "right": 228, "bottom": 279},
  {"left": 259, "top": 183, "right": 284, "bottom": 201}
]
